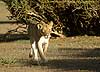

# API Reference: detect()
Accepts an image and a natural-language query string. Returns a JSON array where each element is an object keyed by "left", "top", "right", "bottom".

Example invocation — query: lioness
[{"left": 28, "top": 21, "right": 53, "bottom": 62}]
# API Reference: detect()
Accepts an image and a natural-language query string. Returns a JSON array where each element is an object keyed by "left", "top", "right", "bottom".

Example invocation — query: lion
[{"left": 28, "top": 21, "right": 53, "bottom": 62}]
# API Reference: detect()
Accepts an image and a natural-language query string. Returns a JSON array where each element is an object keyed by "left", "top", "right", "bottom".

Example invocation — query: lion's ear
[
  {"left": 49, "top": 21, "right": 53, "bottom": 26},
  {"left": 37, "top": 24, "right": 42, "bottom": 29}
]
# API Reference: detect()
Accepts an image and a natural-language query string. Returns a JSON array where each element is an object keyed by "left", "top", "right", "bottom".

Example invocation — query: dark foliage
[{"left": 2, "top": 0, "right": 100, "bottom": 36}]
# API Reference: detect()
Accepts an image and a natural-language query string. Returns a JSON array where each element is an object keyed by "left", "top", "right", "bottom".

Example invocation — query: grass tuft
[{"left": 0, "top": 57, "right": 16, "bottom": 65}]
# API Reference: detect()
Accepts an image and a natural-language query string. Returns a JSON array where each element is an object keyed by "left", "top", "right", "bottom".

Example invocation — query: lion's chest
[{"left": 39, "top": 35, "right": 50, "bottom": 44}]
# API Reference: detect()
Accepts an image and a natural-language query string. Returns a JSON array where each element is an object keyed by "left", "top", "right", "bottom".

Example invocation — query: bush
[{"left": 2, "top": 0, "right": 100, "bottom": 36}]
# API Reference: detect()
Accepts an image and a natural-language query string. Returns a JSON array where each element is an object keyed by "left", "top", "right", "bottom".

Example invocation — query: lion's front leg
[
  {"left": 37, "top": 38, "right": 47, "bottom": 62},
  {"left": 43, "top": 42, "right": 49, "bottom": 54},
  {"left": 29, "top": 41, "right": 39, "bottom": 61},
  {"left": 33, "top": 42, "right": 39, "bottom": 61}
]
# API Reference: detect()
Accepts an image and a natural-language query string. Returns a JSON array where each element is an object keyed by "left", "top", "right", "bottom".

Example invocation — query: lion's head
[{"left": 37, "top": 21, "right": 53, "bottom": 36}]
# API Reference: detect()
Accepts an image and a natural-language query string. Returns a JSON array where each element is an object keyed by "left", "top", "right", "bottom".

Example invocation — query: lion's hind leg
[{"left": 29, "top": 47, "right": 33, "bottom": 58}]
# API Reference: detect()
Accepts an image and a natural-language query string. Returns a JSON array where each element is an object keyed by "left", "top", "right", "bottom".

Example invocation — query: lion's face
[{"left": 37, "top": 21, "right": 53, "bottom": 36}]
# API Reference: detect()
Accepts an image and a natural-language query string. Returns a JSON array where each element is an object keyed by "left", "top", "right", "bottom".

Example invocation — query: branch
[
  {"left": 51, "top": 31, "right": 65, "bottom": 38},
  {"left": 27, "top": 11, "right": 46, "bottom": 23}
]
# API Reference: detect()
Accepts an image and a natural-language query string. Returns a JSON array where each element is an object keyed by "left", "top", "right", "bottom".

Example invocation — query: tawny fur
[{"left": 28, "top": 21, "right": 53, "bottom": 62}]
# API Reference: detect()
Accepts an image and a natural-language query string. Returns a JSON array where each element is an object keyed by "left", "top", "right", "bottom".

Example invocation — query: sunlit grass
[{"left": 16, "top": 40, "right": 30, "bottom": 44}]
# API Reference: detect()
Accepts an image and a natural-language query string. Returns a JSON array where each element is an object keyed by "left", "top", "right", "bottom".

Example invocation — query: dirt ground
[
  {"left": 0, "top": 1, "right": 100, "bottom": 72},
  {"left": 0, "top": 37, "right": 100, "bottom": 72}
]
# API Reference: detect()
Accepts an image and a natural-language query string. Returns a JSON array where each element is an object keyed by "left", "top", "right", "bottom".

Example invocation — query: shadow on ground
[
  {"left": 0, "top": 20, "right": 28, "bottom": 42},
  {"left": 0, "top": 34, "right": 29, "bottom": 42},
  {"left": 47, "top": 59, "right": 100, "bottom": 71},
  {"left": 16, "top": 48, "right": 100, "bottom": 71}
]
